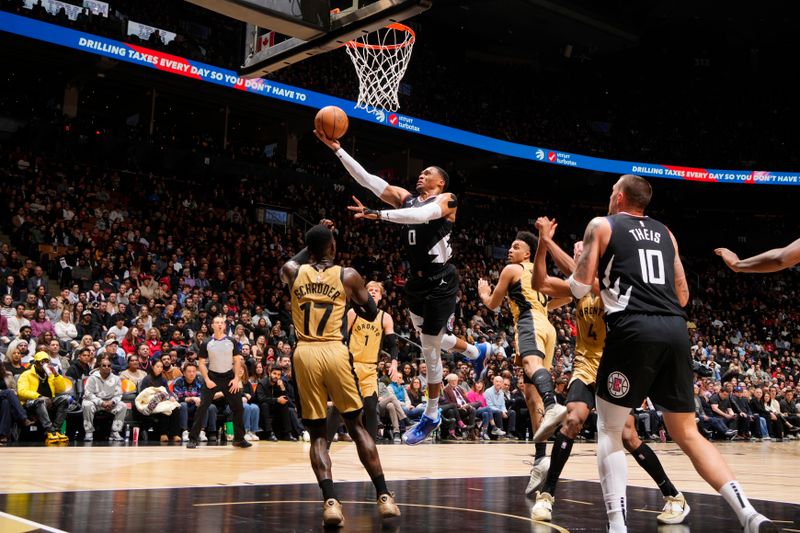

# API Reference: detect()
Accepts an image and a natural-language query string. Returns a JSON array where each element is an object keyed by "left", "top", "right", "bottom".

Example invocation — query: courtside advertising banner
[{"left": 1, "top": 11, "right": 799, "bottom": 186}]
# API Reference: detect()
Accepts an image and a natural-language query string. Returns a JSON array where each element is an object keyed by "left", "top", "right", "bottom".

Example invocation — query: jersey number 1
[
  {"left": 300, "top": 301, "right": 333, "bottom": 336},
  {"left": 638, "top": 249, "right": 665, "bottom": 285}
]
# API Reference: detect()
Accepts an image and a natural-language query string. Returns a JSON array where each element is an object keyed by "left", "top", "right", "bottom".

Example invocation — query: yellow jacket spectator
[{"left": 17, "top": 352, "right": 73, "bottom": 443}]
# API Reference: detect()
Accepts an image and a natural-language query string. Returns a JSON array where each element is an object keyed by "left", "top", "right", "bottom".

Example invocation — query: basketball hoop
[{"left": 345, "top": 23, "right": 415, "bottom": 114}]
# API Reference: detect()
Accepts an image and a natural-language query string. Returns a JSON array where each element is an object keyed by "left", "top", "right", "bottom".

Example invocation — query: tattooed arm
[
  {"left": 571, "top": 217, "right": 611, "bottom": 297},
  {"left": 670, "top": 231, "right": 690, "bottom": 307}
]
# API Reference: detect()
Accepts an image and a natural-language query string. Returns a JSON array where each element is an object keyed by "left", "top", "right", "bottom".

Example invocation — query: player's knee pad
[
  {"left": 421, "top": 333, "right": 444, "bottom": 383},
  {"left": 440, "top": 333, "right": 458, "bottom": 352}
]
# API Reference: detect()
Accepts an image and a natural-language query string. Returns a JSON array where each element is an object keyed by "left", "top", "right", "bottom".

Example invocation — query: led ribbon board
[{"left": 1, "top": 11, "right": 798, "bottom": 186}]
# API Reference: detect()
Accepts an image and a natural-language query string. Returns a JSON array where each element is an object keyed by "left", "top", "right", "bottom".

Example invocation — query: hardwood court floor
[
  {"left": 2, "top": 440, "right": 798, "bottom": 503},
  {"left": 1, "top": 440, "right": 799, "bottom": 532}
]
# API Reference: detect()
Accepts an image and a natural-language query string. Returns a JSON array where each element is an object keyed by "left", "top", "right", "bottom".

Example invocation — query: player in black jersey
[
  {"left": 571, "top": 174, "right": 774, "bottom": 533},
  {"left": 316, "top": 132, "right": 486, "bottom": 446}
]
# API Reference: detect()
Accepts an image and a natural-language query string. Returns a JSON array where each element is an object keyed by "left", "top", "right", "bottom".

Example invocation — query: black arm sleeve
[
  {"left": 351, "top": 296, "right": 378, "bottom": 322},
  {"left": 289, "top": 247, "right": 310, "bottom": 266},
  {"left": 384, "top": 333, "right": 398, "bottom": 361}
]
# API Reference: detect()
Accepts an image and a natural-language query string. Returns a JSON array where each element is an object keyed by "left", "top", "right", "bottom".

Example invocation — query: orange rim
[{"left": 345, "top": 23, "right": 415, "bottom": 50}]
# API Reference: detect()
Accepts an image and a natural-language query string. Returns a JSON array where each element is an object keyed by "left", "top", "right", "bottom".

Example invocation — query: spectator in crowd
[
  {"left": 82, "top": 355, "right": 126, "bottom": 442},
  {"left": 731, "top": 387, "right": 763, "bottom": 440},
  {"left": 484, "top": 375, "right": 515, "bottom": 437},
  {"left": 160, "top": 353, "right": 181, "bottom": 381},
  {"left": 16, "top": 352, "right": 72, "bottom": 443},
  {"left": 138, "top": 358, "right": 182, "bottom": 442},
  {"left": 65, "top": 347, "right": 93, "bottom": 381},
  {"left": 76, "top": 310, "right": 101, "bottom": 342},
  {"left": 173, "top": 362, "right": 217, "bottom": 443},
  {"left": 16, "top": 327, "right": 35, "bottom": 362},
  {"left": 377, "top": 377, "right": 408, "bottom": 443},
  {"left": 256, "top": 366, "right": 294, "bottom": 441},
  {"left": 442, "top": 374, "right": 477, "bottom": 440},
  {"left": 8, "top": 303, "right": 30, "bottom": 338},
  {"left": 121, "top": 327, "right": 141, "bottom": 355},
  {"left": 239, "top": 366, "right": 260, "bottom": 441},
  {"left": 55, "top": 309, "right": 78, "bottom": 350},
  {"left": 3, "top": 344, "right": 27, "bottom": 376},
  {"left": 694, "top": 384, "right": 737, "bottom": 440},
  {"left": 101, "top": 338, "right": 127, "bottom": 374},
  {"left": 30, "top": 308, "right": 54, "bottom": 339},
  {"left": 119, "top": 355, "right": 146, "bottom": 386},
  {"left": 466, "top": 379, "right": 501, "bottom": 440},
  {"left": 0, "top": 360, "right": 33, "bottom": 443}
]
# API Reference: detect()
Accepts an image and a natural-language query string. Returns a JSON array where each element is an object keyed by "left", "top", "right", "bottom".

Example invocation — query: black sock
[
  {"left": 532, "top": 368, "right": 556, "bottom": 408},
  {"left": 319, "top": 479, "right": 337, "bottom": 501},
  {"left": 541, "top": 432, "right": 574, "bottom": 495},
  {"left": 631, "top": 443, "right": 678, "bottom": 497},
  {"left": 371, "top": 474, "right": 389, "bottom": 497},
  {"left": 535, "top": 442, "right": 547, "bottom": 461}
]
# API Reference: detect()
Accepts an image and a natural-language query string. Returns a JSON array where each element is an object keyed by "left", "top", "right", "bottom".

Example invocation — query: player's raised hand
[
  {"left": 714, "top": 248, "right": 740, "bottom": 271},
  {"left": 313, "top": 129, "right": 341, "bottom": 151},
  {"left": 319, "top": 218, "right": 336, "bottom": 232},
  {"left": 348, "top": 196, "right": 381, "bottom": 220},
  {"left": 477, "top": 278, "right": 491, "bottom": 297},
  {"left": 536, "top": 217, "right": 557, "bottom": 239}
]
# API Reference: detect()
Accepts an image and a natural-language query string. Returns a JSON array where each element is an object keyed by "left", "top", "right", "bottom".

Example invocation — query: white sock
[
  {"left": 425, "top": 396, "right": 440, "bottom": 419},
  {"left": 596, "top": 397, "right": 631, "bottom": 532},
  {"left": 462, "top": 343, "right": 479, "bottom": 359},
  {"left": 719, "top": 480, "right": 757, "bottom": 526}
]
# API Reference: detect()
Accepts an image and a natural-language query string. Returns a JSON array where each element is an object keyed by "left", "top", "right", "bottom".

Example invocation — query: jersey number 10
[{"left": 638, "top": 249, "right": 665, "bottom": 285}]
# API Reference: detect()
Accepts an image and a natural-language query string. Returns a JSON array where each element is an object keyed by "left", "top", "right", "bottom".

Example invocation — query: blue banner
[{"left": 2, "top": 11, "right": 799, "bottom": 186}]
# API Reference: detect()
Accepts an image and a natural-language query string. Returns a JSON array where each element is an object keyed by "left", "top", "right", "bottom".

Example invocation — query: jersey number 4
[
  {"left": 299, "top": 301, "right": 334, "bottom": 336},
  {"left": 638, "top": 249, "right": 665, "bottom": 285}
]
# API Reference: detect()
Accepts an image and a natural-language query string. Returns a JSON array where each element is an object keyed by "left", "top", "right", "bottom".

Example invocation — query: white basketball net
[{"left": 345, "top": 23, "right": 415, "bottom": 114}]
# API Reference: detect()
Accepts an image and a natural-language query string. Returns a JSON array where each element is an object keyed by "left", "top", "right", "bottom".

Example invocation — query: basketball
[{"left": 315, "top": 106, "right": 349, "bottom": 140}]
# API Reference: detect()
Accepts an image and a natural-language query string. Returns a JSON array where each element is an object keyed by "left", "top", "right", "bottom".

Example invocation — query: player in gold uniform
[
  {"left": 345, "top": 281, "right": 398, "bottom": 441},
  {"left": 530, "top": 217, "right": 689, "bottom": 526},
  {"left": 281, "top": 224, "right": 400, "bottom": 527},
  {"left": 477, "top": 231, "right": 571, "bottom": 495}
]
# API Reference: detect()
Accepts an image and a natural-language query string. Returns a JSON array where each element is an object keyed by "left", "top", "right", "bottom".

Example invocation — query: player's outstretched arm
[
  {"left": 348, "top": 193, "right": 455, "bottom": 224},
  {"left": 382, "top": 312, "right": 399, "bottom": 377},
  {"left": 478, "top": 264, "right": 517, "bottom": 311},
  {"left": 670, "top": 231, "right": 690, "bottom": 307},
  {"left": 536, "top": 217, "right": 577, "bottom": 276},
  {"left": 715, "top": 237, "right": 800, "bottom": 273},
  {"left": 532, "top": 218, "right": 572, "bottom": 299},
  {"left": 314, "top": 130, "right": 410, "bottom": 208},
  {"left": 570, "top": 217, "right": 610, "bottom": 299},
  {"left": 342, "top": 267, "right": 379, "bottom": 322}
]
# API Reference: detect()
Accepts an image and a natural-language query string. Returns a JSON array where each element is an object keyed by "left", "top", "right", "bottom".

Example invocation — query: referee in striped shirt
[{"left": 187, "top": 315, "right": 251, "bottom": 448}]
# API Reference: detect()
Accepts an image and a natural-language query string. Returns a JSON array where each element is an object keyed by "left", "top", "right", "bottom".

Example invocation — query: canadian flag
[{"left": 255, "top": 31, "right": 275, "bottom": 52}]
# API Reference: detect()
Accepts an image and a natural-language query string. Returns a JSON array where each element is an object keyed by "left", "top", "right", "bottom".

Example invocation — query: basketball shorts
[
  {"left": 404, "top": 263, "right": 459, "bottom": 335},
  {"left": 566, "top": 378, "right": 596, "bottom": 409},
  {"left": 513, "top": 312, "right": 555, "bottom": 369},
  {"left": 596, "top": 314, "right": 694, "bottom": 413},
  {"left": 353, "top": 362, "right": 378, "bottom": 398},
  {"left": 293, "top": 341, "right": 363, "bottom": 421}
]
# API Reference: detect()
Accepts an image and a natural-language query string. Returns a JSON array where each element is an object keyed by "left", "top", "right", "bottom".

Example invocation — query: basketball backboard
[{"left": 185, "top": 0, "right": 431, "bottom": 78}]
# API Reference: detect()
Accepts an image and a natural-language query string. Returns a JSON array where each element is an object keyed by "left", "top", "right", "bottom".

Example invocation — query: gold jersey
[
  {"left": 572, "top": 293, "right": 605, "bottom": 385},
  {"left": 291, "top": 264, "right": 347, "bottom": 343},
  {"left": 350, "top": 311, "right": 384, "bottom": 365},
  {"left": 507, "top": 261, "right": 549, "bottom": 324}
]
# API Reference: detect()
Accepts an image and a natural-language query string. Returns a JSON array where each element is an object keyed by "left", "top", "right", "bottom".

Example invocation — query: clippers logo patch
[{"left": 607, "top": 371, "right": 630, "bottom": 398}]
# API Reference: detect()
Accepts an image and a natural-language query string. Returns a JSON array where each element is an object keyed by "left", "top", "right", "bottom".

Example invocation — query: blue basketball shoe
[{"left": 402, "top": 412, "right": 441, "bottom": 445}]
